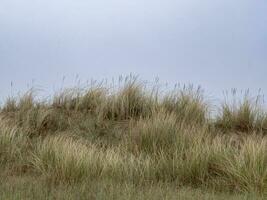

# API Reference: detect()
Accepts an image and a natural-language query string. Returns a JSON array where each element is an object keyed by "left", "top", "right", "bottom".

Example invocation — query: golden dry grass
[{"left": 0, "top": 77, "right": 267, "bottom": 199}]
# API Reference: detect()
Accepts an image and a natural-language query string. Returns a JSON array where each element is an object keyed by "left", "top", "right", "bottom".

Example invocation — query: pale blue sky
[{"left": 0, "top": 0, "right": 267, "bottom": 103}]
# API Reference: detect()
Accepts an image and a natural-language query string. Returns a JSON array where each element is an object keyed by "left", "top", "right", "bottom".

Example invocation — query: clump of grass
[
  {"left": 31, "top": 136, "right": 129, "bottom": 183},
  {"left": 215, "top": 90, "right": 267, "bottom": 133},
  {"left": 106, "top": 76, "right": 154, "bottom": 120},
  {"left": 52, "top": 85, "right": 107, "bottom": 114},
  {"left": 128, "top": 110, "right": 180, "bottom": 155},
  {"left": 162, "top": 85, "right": 208, "bottom": 126},
  {"left": 76, "top": 87, "right": 108, "bottom": 115},
  {"left": 142, "top": 126, "right": 219, "bottom": 185},
  {"left": 1, "top": 97, "right": 17, "bottom": 113},
  {"left": 1, "top": 91, "right": 36, "bottom": 116},
  {"left": 50, "top": 76, "right": 155, "bottom": 122},
  {"left": 127, "top": 113, "right": 219, "bottom": 184},
  {"left": 31, "top": 136, "right": 95, "bottom": 183},
  {"left": 23, "top": 108, "right": 70, "bottom": 136},
  {"left": 212, "top": 135, "right": 267, "bottom": 193},
  {"left": 12, "top": 106, "right": 69, "bottom": 137},
  {"left": 0, "top": 118, "right": 28, "bottom": 172},
  {"left": 173, "top": 133, "right": 226, "bottom": 186}
]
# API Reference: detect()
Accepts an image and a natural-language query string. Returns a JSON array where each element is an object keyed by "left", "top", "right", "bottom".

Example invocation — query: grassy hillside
[{"left": 0, "top": 77, "right": 267, "bottom": 199}]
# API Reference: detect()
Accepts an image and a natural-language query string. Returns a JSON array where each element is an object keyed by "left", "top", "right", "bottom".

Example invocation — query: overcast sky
[{"left": 0, "top": 0, "right": 266, "bottom": 103}]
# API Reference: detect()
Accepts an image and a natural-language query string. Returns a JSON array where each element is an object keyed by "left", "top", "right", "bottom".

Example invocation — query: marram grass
[{"left": 0, "top": 77, "right": 267, "bottom": 199}]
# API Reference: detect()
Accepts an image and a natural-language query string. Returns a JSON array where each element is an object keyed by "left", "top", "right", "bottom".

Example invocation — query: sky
[{"left": 0, "top": 0, "right": 267, "bottom": 104}]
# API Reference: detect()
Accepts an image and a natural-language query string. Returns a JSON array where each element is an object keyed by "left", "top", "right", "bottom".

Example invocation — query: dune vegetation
[{"left": 0, "top": 76, "right": 267, "bottom": 199}]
